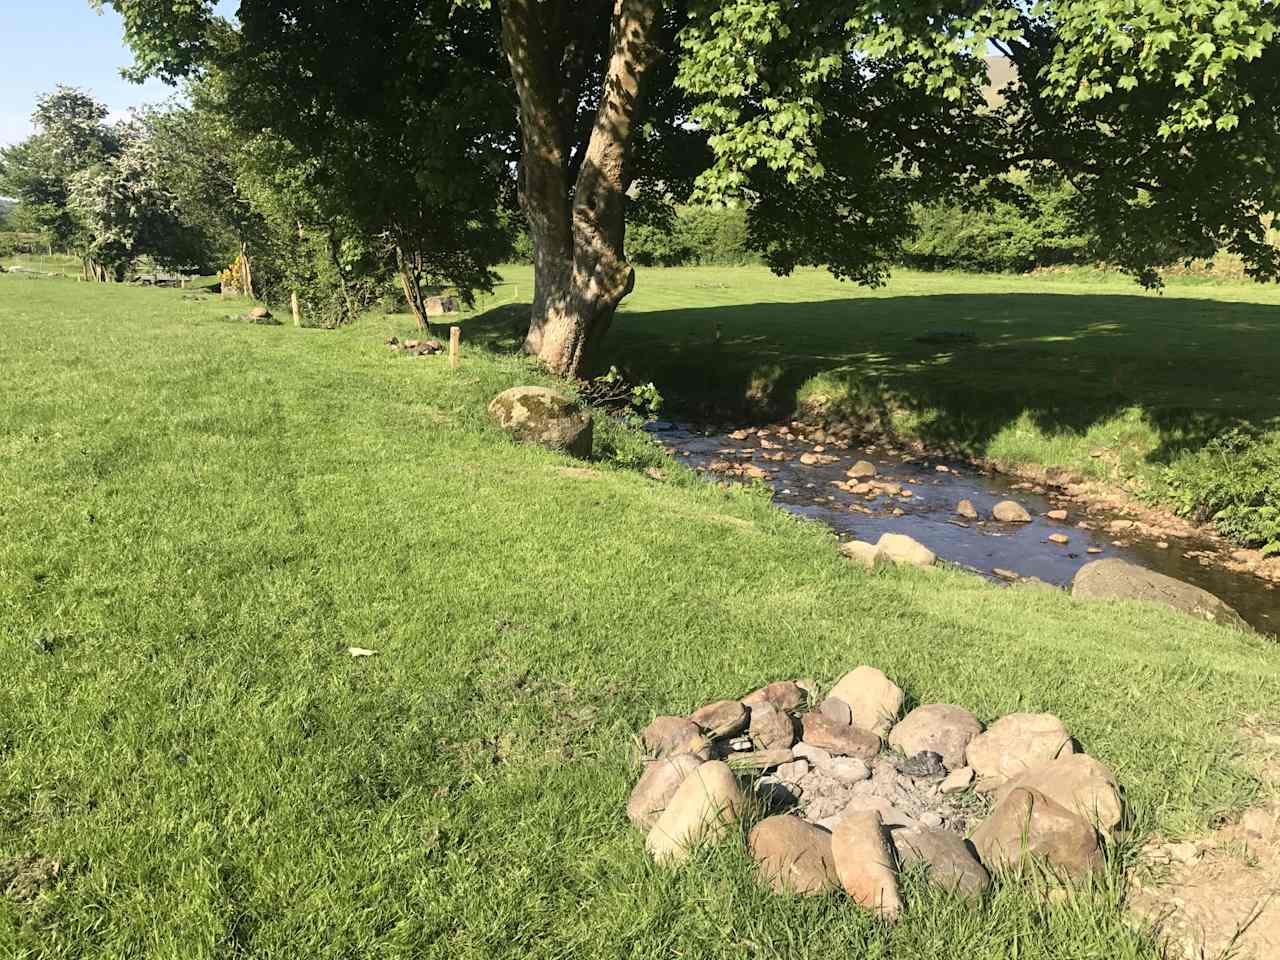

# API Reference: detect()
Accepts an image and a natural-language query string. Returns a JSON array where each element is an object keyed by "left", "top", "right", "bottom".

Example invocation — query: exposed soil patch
[
  {"left": 1, "top": 854, "right": 62, "bottom": 905},
  {"left": 1127, "top": 720, "right": 1280, "bottom": 959}
]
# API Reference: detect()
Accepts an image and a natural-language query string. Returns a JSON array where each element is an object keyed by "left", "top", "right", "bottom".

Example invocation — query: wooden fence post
[
  {"left": 449, "top": 326, "right": 461, "bottom": 369},
  {"left": 291, "top": 290, "right": 301, "bottom": 327}
]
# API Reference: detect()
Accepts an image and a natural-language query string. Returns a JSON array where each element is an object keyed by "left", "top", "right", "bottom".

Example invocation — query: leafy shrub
[
  {"left": 579, "top": 365, "right": 664, "bottom": 420},
  {"left": 902, "top": 182, "right": 1091, "bottom": 273},
  {"left": 627, "top": 218, "right": 695, "bottom": 267},
  {"left": 678, "top": 207, "right": 758, "bottom": 266},
  {"left": 1161, "top": 428, "right": 1280, "bottom": 554}
]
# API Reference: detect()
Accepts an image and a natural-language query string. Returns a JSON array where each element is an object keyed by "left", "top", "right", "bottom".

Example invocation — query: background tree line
[
  {"left": 511, "top": 182, "right": 1095, "bottom": 275},
  {"left": 2, "top": 2, "right": 518, "bottom": 330},
  {"left": 4, "top": 0, "right": 1277, "bottom": 343}
]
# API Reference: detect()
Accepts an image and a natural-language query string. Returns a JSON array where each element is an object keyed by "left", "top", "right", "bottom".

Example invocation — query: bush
[
  {"left": 677, "top": 207, "right": 757, "bottom": 266},
  {"left": 1161, "top": 428, "right": 1280, "bottom": 555},
  {"left": 626, "top": 217, "right": 695, "bottom": 267},
  {"left": 902, "top": 182, "right": 1091, "bottom": 273},
  {"left": 628, "top": 206, "right": 758, "bottom": 268}
]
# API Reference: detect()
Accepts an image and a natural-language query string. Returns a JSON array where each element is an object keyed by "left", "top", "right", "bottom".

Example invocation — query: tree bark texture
[
  {"left": 394, "top": 243, "right": 432, "bottom": 333},
  {"left": 500, "top": 0, "right": 661, "bottom": 378}
]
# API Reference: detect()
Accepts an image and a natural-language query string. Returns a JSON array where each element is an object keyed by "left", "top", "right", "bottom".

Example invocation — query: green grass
[
  {"left": 2, "top": 272, "right": 1280, "bottom": 958},
  {"left": 0, "top": 254, "right": 83, "bottom": 278}
]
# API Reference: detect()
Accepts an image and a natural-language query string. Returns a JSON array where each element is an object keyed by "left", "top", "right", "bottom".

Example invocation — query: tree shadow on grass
[
  {"left": 463, "top": 302, "right": 533, "bottom": 354},
  {"left": 595, "top": 291, "right": 1280, "bottom": 468},
  {"left": 463, "top": 290, "right": 1280, "bottom": 468}
]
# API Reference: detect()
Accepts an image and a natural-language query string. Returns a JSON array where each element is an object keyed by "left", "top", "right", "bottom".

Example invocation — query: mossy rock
[
  {"left": 1072, "top": 558, "right": 1249, "bottom": 630},
  {"left": 487, "top": 386, "right": 593, "bottom": 459}
]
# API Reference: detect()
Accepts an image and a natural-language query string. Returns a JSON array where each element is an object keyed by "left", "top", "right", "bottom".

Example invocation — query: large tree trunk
[{"left": 501, "top": 0, "right": 660, "bottom": 378}]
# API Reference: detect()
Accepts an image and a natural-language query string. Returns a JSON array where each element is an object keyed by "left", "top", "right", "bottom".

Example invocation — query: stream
[{"left": 647, "top": 422, "right": 1278, "bottom": 636}]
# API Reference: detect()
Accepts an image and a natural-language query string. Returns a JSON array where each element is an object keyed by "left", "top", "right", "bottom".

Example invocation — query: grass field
[
  {"left": 0, "top": 255, "right": 82, "bottom": 278},
  {"left": 2, "top": 271, "right": 1279, "bottom": 958}
]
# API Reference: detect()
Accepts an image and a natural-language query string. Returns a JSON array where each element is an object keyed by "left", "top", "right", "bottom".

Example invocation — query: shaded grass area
[
  {"left": 2, "top": 274, "right": 1279, "bottom": 957},
  {"left": 470, "top": 265, "right": 1280, "bottom": 545}
]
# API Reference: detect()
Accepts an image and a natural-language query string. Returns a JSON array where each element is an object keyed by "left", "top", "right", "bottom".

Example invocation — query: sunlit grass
[{"left": 1, "top": 271, "right": 1278, "bottom": 957}]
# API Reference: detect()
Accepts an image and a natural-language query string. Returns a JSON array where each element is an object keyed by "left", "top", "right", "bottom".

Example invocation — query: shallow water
[{"left": 649, "top": 423, "right": 1278, "bottom": 635}]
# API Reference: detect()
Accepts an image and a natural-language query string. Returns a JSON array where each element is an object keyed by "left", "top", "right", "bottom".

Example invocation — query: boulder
[
  {"left": 818, "top": 696, "right": 853, "bottom": 726},
  {"left": 888, "top": 704, "right": 982, "bottom": 771},
  {"left": 1046, "top": 509, "right": 1069, "bottom": 521},
  {"left": 830, "top": 811, "right": 902, "bottom": 918},
  {"left": 747, "top": 702, "right": 796, "bottom": 751},
  {"left": 1071, "top": 558, "right": 1249, "bottom": 630},
  {"left": 965, "top": 713, "right": 1074, "bottom": 785},
  {"left": 689, "top": 699, "right": 748, "bottom": 740},
  {"left": 741, "top": 680, "right": 807, "bottom": 712},
  {"left": 819, "top": 696, "right": 849, "bottom": 727},
  {"left": 847, "top": 460, "right": 878, "bottom": 479},
  {"left": 799, "top": 713, "right": 880, "bottom": 760},
  {"left": 641, "top": 716, "right": 707, "bottom": 759},
  {"left": 749, "top": 815, "right": 840, "bottom": 894},
  {"left": 792, "top": 742, "right": 832, "bottom": 766},
  {"left": 829, "top": 666, "right": 903, "bottom": 737},
  {"left": 992, "top": 500, "right": 1032, "bottom": 523},
  {"left": 645, "top": 760, "right": 744, "bottom": 864},
  {"left": 839, "top": 540, "right": 888, "bottom": 570},
  {"left": 875, "top": 533, "right": 937, "bottom": 568},
  {"left": 956, "top": 499, "right": 979, "bottom": 520},
  {"left": 828, "top": 798, "right": 919, "bottom": 831},
  {"left": 487, "top": 386, "right": 593, "bottom": 459},
  {"left": 893, "top": 826, "right": 990, "bottom": 900},
  {"left": 827, "top": 756, "right": 871, "bottom": 782},
  {"left": 775, "top": 759, "right": 809, "bottom": 785},
  {"left": 992, "top": 753, "right": 1124, "bottom": 838},
  {"left": 627, "top": 754, "right": 705, "bottom": 830},
  {"left": 970, "top": 787, "right": 1103, "bottom": 882},
  {"left": 940, "top": 766, "right": 975, "bottom": 794}
]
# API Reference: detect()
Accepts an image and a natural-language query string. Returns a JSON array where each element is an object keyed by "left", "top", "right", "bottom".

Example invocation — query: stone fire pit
[{"left": 628, "top": 667, "right": 1124, "bottom": 917}]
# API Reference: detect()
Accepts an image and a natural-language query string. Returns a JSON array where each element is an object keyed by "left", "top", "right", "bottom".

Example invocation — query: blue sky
[{"left": 0, "top": 1, "right": 236, "bottom": 146}]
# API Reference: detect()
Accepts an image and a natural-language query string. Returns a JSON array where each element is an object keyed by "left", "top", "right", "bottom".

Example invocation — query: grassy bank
[
  {"left": 2, "top": 273, "right": 1279, "bottom": 958},
  {"left": 544, "top": 264, "right": 1279, "bottom": 552}
]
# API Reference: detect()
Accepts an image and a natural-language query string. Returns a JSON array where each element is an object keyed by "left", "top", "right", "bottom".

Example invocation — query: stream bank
[{"left": 647, "top": 420, "right": 1278, "bottom": 636}]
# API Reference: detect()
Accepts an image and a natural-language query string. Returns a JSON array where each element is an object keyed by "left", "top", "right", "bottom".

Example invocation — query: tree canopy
[
  {"left": 102, "top": 0, "right": 1280, "bottom": 372},
  {"left": 0, "top": 85, "right": 214, "bottom": 280}
]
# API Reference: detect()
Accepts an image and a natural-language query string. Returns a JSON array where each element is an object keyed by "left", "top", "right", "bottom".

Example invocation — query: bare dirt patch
[
  {"left": 1128, "top": 719, "right": 1280, "bottom": 959},
  {"left": 1, "top": 854, "right": 62, "bottom": 906}
]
